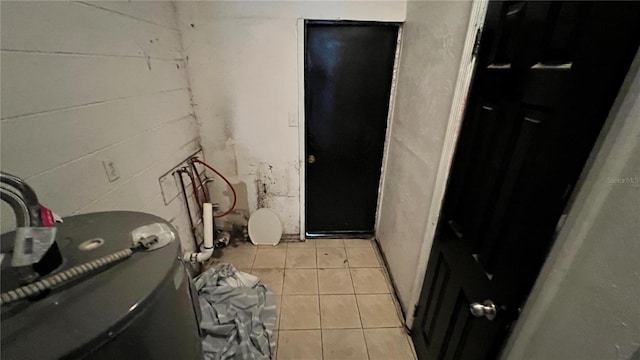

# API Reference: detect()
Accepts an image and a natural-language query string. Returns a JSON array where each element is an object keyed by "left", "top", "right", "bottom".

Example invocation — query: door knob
[
  {"left": 470, "top": 300, "right": 497, "bottom": 320},
  {"left": 308, "top": 155, "right": 316, "bottom": 164}
]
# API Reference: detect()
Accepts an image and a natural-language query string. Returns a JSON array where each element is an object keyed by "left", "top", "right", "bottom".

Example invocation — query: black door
[
  {"left": 412, "top": 2, "right": 640, "bottom": 359},
  {"left": 305, "top": 22, "right": 398, "bottom": 236}
]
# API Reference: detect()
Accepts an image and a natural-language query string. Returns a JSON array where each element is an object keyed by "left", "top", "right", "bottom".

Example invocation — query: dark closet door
[
  {"left": 412, "top": 2, "right": 640, "bottom": 359},
  {"left": 305, "top": 22, "right": 398, "bottom": 236}
]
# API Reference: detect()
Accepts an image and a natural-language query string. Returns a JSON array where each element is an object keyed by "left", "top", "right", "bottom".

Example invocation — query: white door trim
[
  {"left": 405, "top": 0, "right": 490, "bottom": 328},
  {"left": 297, "top": 18, "right": 306, "bottom": 240}
]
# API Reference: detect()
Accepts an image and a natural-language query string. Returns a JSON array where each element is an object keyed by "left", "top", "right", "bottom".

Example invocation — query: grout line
[
  {"left": 71, "top": 137, "right": 200, "bottom": 215},
  {"left": 312, "top": 247, "right": 318, "bottom": 270},
  {"left": 1, "top": 87, "right": 187, "bottom": 122},
  {"left": 0, "top": 48, "right": 183, "bottom": 62},
  {"left": 276, "top": 293, "right": 282, "bottom": 333},
  {"left": 249, "top": 248, "right": 257, "bottom": 271},
  {"left": 361, "top": 329, "right": 372, "bottom": 360},
  {"left": 282, "top": 268, "right": 289, "bottom": 296},
  {"left": 275, "top": 326, "right": 280, "bottom": 360},
  {"left": 75, "top": 1, "right": 180, "bottom": 31},
  {"left": 284, "top": 243, "right": 290, "bottom": 269},
  {"left": 24, "top": 114, "right": 193, "bottom": 181},
  {"left": 249, "top": 249, "right": 258, "bottom": 272},
  {"left": 345, "top": 243, "right": 371, "bottom": 360},
  {"left": 346, "top": 254, "right": 365, "bottom": 332},
  {"left": 316, "top": 253, "right": 324, "bottom": 360},
  {"left": 361, "top": 324, "right": 405, "bottom": 329}
]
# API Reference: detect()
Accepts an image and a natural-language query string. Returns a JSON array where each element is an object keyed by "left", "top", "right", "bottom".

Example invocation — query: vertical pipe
[
  {"left": 190, "top": 160, "right": 210, "bottom": 203},
  {"left": 203, "top": 203, "right": 213, "bottom": 252},
  {"left": 185, "top": 202, "right": 214, "bottom": 263},
  {"left": 177, "top": 170, "right": 199, "bottom": 251}
]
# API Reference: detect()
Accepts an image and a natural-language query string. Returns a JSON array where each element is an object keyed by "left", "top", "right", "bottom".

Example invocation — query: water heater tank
[{"left": 1, "top": 211, "right": 203, "bottom": 359}]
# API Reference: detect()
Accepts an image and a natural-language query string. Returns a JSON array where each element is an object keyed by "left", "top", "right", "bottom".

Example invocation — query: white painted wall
[
  {"left": 0, "top": 1, "right": 200, "bottom": 253},
  {"left": 174, "top": 0, "right": 406, "bottom": 234},
  {"left": 376, "top": 1, "right": 473, "bottom": 313},
  {"left": 502, "top": 54, "right": 640, "bottom": 360}
]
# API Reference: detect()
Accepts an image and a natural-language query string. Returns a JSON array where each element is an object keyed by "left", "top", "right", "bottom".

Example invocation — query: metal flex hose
[{"left": 0, "top": 236, "right": 158, "bottom": 306}]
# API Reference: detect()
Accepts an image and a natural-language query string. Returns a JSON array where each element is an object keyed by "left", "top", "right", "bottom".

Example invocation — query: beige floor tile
[
  {"left": 252, "top": 269, "right": 285, "bottom": 294},
  {"left": 277, "top": 330, "right": 322, "bottom": 360},
  {"left": 343, "top": 239, "right": 373, "bottom": 248},
  {"left": 283, "top": 269, "right": 318, "bottom": 295},
  {"left": 231, "top": 241, "right": 258, "bottom": 249},
  {"left": 286, "top": 240, "right": 316, "bottom": 248},
  {"left": 373, "top": 246, "right": 386, "bottom": 266},
  {"left": 351, "top": 268, "right": 389, "bottom": 294},
  {"left": 218, "top": 246, "right": 257, "bottom": 269},
  {"left": 253, "top": 248, "right": 287, "bottom": 269},
  {"left": 357, "top": 294, "right": 401, "bottom": 328},
  {"left": 320, "top": 295, "right": 361, "bottom": 329},
  {"left": 364, "top": 328, "right": 415, "bottom": 360},
  {"left": 275, "top": 294, "right": 282, "bottom": 329},
  {"left": 322, "top": 329, "right": 368, "bottom": 360},
  {"left": 315, "top": 239, "right": 345, "bottom": 247},
  {"left": 317, "top": 247, "right": 348, "bottom": 268},
  {"left": 280, "top": 295, "right": 320, "bottom": 330},
  {"left": 221, "top": 244, "right": 255, "bottom": 254},
  {"left": 346, "top": 247, "right": 380, "bottom": 268},
  {"left": 258, "top": 243, "right": 286, "bottom": 248},
  {"left": 272, "top": 330, "right": 278, "bottom": 359},
  {"left": 286, "top": 248, "right": 317, "bottom": 268},
  {"left": 318, "top": 268, "right": 354, "bottom": 294}
]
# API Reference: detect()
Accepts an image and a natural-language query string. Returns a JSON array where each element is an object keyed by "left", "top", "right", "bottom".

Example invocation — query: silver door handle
[{"left": 470, "top": 300, "right": 497, "bottom": 320}]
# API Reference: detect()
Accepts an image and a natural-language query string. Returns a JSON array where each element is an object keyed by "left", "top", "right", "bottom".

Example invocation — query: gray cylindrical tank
[{"left": 0, "top": 211, "right": 203, "bottom": 359}]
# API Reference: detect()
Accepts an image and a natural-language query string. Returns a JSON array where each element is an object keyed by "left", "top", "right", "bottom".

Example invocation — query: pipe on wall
[{"left": 183, "top": 202, "right": 214, "bottom": 263}]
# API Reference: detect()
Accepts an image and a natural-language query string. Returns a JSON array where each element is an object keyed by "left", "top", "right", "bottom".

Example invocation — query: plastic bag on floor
[{"left": 195, "top": 264, "right": 277, "bottom": 360}]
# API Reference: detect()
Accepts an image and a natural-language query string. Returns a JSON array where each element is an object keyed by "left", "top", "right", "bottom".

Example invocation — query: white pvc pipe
[{"left": 184, "top": 203, "right": 214, "bottom": 263}]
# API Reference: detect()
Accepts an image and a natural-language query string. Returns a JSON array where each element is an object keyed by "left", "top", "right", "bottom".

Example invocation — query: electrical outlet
[{"left": 102, "top": 160, "right": 120, "bottom": 182}]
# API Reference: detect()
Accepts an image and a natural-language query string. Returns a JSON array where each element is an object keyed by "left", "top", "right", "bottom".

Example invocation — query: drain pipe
[{"left": 184, "top": 202, "right": 214, "bottom": 263}]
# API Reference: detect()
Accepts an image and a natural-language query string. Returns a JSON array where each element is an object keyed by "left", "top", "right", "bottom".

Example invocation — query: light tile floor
[{"left": 207, "top": 238, "right": 417, "bottom": 360}]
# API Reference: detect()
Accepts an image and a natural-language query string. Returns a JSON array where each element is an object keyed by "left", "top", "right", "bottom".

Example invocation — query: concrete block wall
[{"left": 0, "top": 1, "right": 200, "bottom": 253}]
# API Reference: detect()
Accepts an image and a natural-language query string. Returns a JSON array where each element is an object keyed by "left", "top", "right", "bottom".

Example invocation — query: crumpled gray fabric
[{"left": 195, "top": 264, "right": 277, "bottom": 360}]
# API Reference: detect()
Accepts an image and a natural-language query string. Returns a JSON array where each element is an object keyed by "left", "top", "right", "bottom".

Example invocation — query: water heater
[{"left": 1, "top": 211, "right": 203, "bottom": 359}]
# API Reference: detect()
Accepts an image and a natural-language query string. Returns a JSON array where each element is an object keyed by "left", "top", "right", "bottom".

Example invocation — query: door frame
[
  {"left": 404, "top": 0, "right": 490, "bottom": 327},
  {"left": 297, "top": 18, "right": 305, "bottom": 240},
  {"left": 296, "top": 18, "right": 403, "bottom": 239}
]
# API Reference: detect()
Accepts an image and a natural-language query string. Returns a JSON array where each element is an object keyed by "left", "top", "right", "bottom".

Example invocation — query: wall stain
[
  {"left": 256, "top": 163, "right": 278, "bottom": 209},
  {"left": 257, "top": 180, "right": 270, "bottom": 209}
]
